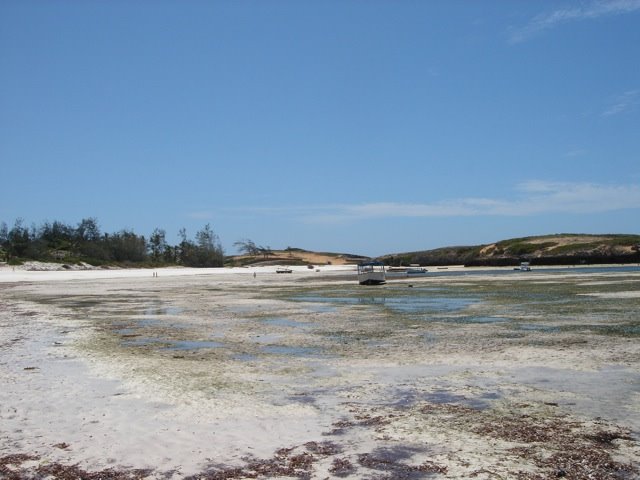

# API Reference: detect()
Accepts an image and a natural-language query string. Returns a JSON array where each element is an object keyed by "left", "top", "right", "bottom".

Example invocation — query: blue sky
[{"left": 1, "top": 1, "right": 639, "bottom": 256}]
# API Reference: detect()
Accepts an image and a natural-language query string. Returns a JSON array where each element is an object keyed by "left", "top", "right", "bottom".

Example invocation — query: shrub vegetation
[{"left": 0, "top": 218, "right": 224, "bottom": 268}]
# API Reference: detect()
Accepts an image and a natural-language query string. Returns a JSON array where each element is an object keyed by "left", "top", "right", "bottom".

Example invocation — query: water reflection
[
  {"left": 261, "top": 345, "right": 322, "bottom": 357},
  {"left": 263, "top": 317, "right": 309, "bottom": 328},
  {"left": 443, "top": 316, "right": 508, "bottom": 324},
  {"left": 165, "top": 340, "right": 223, "bottom": 350},
  {"left": 121, "top": 337, "right": 223, "bottom": 350},
  {"left": 144, "top": 306, "right": 184, "bottom": 316},
  {"left": 293, "top": 293, "right": 477, "bottom": 315}
]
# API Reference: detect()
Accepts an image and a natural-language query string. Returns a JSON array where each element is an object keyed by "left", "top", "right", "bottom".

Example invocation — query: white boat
[
  {"left": 276, "top": 267, "right": 293, "bottom": 274},
  {"left": 357, "top": 262, "right": 386, "bottom": 285},
  {"left": 513, "top": 262, "right": 531, "bottom": 271}
]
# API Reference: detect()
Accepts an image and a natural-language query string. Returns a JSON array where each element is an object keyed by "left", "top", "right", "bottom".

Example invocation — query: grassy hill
[{"left": 379, "top": 234, "right": 640, "bottom": 267}]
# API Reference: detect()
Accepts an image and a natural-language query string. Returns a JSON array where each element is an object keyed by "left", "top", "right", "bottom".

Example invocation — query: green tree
[
  {"left": 0, "top": 221, "right": 9, "bottom": 261},
  {"left": 75, "top": 217, "right": 109, "bottom": 260},
  {"left": 7, "top": 218, "right": 30, "bottom": 258},
  {"left": 76, "top": 217, "right": 101, "bottom": 243},
  {"left": 193, "top": 224, "right": 224, "bottom": 267},
  {"left": 106, "top": 230, "right": 147, "bottom": 263},
  {"left": 39, "top": 220, "right": 74, "bottom": 252},
  {"left": 163, "top": 244, "right": 177, "bottom": 263},
  {"left": 177, "top": 227, "right": 193, "bottom": 265},
  {"left": 149, "top": 228, "right": 167, "bottom": 263},
  {"left": 178, "top": 225, "right": 224, "bottom": 267}
]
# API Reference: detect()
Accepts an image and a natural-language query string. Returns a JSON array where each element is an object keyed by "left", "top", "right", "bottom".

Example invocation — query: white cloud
[
  {"left": 213, "top": 181, "right": 640, "bottom": 224},
  {"left": 509, "top": 0, "right": 640, "bottom": 44},
  {"left": 187, "top": 211, "right": 214, "bottom": 219},
  {"left": 602, "top": 89, "right": 640, "bottom": 116},
  {"left": 302, "top": 181, "right": 640, "bottom": 223},
  {"left": 339, "top": 198, "right": 507, "bottom": 219},
  {"left": 217, "top": 180, "right": 640, "bottom": 224},
  {"left": 510, "top": 181, "right": 640, "bottom": 214},
  {"left": 564, "top": 148, "right": 588, "bottom": 158}
]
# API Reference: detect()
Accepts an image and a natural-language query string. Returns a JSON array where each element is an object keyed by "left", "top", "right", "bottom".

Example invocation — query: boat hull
[{"left": 358, "top": 272, "right": 386, "bottom": 285}]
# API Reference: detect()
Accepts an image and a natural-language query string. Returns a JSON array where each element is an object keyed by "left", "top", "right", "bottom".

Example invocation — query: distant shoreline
[{"left": 2, "top": 261, "right": 639, "bottom": 284}]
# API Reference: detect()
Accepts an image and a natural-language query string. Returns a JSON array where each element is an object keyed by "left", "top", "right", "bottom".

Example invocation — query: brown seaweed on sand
[
  {"left": 419, "top": 401, "right": 638, "bottom": 480},
  {"left": 0, "top": 454, "right": 152, "bottom": 480}
]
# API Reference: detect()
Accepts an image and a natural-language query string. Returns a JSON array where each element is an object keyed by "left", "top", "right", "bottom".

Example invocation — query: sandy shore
[{"left": 1, "top": 265, "right": 639, "bottom": 478}]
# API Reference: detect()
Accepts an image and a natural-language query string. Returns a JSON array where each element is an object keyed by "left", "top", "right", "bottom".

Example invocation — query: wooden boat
[{"left": 357, "top": 262, "right": 386, "bottom": 285}]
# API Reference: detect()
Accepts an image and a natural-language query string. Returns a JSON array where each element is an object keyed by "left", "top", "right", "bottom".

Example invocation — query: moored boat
[
  {"left": 514, "top": 262, "right": 531, "bottom": 271},
  {"left": 357, "top": 262, "right": 386, "bottom": 285}
]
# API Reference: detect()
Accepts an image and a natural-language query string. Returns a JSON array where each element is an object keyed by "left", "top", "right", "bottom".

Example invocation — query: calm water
[
  {"left": 425, "top": 265, "right": 640, "bottom": 277},
  {"left": 290, "top": 266, "right": 640, "bottom": 334},
  {"left": 116, "top": 266, "right": 640, "bottom": 357}
]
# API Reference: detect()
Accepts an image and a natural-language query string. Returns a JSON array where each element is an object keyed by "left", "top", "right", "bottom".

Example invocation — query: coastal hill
[
  {"left": 379, "top": 234, "right": 640, "bottom": 267},
  {"left": 227, "top": 234, "right": 640, "bottom": 268},
  {"left": 228, "top": 247, "right": 368, "bottom": 267}
]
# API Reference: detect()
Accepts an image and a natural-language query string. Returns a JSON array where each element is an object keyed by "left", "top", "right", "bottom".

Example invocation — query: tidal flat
[{"left": 1, "top": 267, "right": 639, "bottom": 479}]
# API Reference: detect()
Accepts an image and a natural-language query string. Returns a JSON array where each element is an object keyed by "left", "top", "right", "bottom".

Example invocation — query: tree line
[{"left": 0, "top": 217, "right": 224, "bottom": 268}]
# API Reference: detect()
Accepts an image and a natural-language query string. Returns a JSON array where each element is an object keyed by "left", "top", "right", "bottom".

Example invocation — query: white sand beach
[{"left": 1, "top": 264, "right": 639, "bottom": 478}]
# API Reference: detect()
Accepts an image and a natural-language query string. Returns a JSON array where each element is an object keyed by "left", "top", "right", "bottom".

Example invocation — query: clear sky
[{"left": 1, "top": 1, "right": 639, "bottom": 257}]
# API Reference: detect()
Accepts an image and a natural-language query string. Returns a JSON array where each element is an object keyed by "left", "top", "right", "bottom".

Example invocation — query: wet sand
[{"left": 1, "top": 266, "right": 639, "bottom": 478}]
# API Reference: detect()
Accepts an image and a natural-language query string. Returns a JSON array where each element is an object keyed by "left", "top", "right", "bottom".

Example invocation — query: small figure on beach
[{"left": 253, "top": 272, "right": 256, "bottom": 278}]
